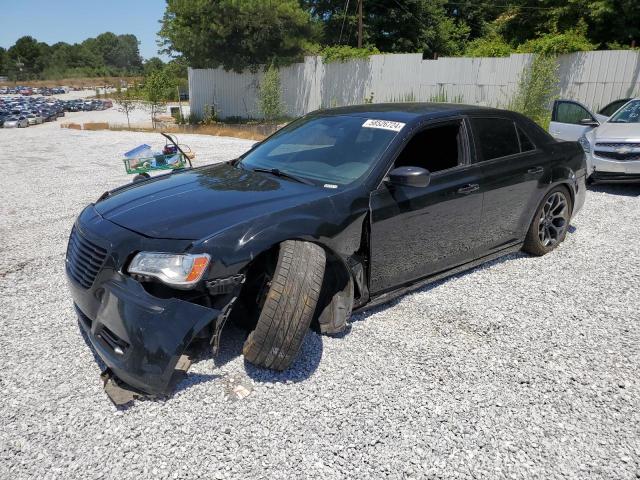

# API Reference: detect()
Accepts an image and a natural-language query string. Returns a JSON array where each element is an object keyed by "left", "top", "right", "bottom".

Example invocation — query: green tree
[
  {"left": 0, "top": 47, "right": 8, "bottom": 75},
  {"left": 143, "top": 57, "right": 165, "bottom": 76},
  {"left": 91, "top": 32, "right": 143, "bottom": 71},
  {"left": 144, "top": 69, "right": 176, "bottom": 128},
  {"left": 304, "top": 0, "right": 471, "bottom": 57},
  {"left": 494, "top": 0, "right": 639, "bottom": 50},
  {"left": 114, "top": 88, "right": 139, "bottom": 129},
  {"left": 7, "top": 36, "right": 49, "bottom": 79},
  {"left": 159, "top": 0, "right": 319, "bottom": 72}
]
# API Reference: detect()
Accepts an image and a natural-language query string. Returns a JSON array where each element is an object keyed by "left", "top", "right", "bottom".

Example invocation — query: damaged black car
[{"left": 66, "top": 103, "right": 586, "bottom": 397}]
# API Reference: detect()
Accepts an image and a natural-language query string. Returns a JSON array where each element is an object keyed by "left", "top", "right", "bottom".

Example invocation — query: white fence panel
[{"left": 189, "top": 51, "right": 640, "bottom": 120}]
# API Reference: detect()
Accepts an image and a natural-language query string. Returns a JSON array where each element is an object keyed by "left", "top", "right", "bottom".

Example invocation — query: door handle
[
  {"left": 527, "top": 166, "right": 544, "bottom": 175},
  {"left": 457, "top": 184, "right": 480, "bottom": 194}
]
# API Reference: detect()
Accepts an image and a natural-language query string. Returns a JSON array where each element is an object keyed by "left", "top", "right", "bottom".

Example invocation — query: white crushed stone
[{"left": 0, "top": 118, "right": 639, "bottom": 479}]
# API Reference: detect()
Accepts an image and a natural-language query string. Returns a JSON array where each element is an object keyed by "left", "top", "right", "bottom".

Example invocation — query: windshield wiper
[{"left": 250, "top": 167, "right": 314, "bottom": 185}]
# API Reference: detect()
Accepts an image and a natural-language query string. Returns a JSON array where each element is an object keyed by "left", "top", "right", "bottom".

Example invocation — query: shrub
[
  {"left": 516, "top": 30, "right": 595, "bottom": 56},
  {"left": 258, "top": 63, "right": 285, "bottom": 122},
  {"left": 201, "top": 104, "right": 219, "bottom": 124},
  {"left": 320, "top": 45, "right": 380, "bottom": 63},
  {"left": 465, "top": 34, "right": 513, "bottom": 57},
  {"left": 605, "top": 41, "right": 640, "bottom": 51},
  {"left": 509, "top": 54, "right": 559, "bottom": 129}
]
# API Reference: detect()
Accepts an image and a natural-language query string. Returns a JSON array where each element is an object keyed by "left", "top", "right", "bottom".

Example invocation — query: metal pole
[{"left": 357, "top": 0, "right": 363, "bottom": 48}]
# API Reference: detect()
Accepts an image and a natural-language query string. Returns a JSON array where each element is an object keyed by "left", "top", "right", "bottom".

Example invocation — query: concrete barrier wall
[{"left": 189, "top": 51, "right": 640, "bottom": 120}]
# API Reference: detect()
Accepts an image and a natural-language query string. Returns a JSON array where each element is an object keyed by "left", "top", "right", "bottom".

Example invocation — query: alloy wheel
[{"left": 538, "top": 192, "right": 569, "bottom": 247}]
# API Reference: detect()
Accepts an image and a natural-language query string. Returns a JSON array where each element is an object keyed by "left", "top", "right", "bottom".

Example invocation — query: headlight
[
  {"left": 128, "top": 252, "right": 210, "bottom": 289},
  {"left": 578, "top": 135, "right": 591, "bottom": 153}
]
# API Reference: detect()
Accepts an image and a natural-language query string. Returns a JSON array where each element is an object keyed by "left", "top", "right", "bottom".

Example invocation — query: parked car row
[
  {"left": 0, "top": 96, "right": 112, "bottom": 128},
  {"left": 549, "top": 97, "right": 640, "bottom": 183},
  {"left": 0, "top": 86, "right": 68, "bottom": 96}
]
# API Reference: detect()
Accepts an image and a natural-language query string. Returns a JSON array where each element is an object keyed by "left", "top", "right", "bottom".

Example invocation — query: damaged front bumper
[
  {"left": 70, "top": 274, "right": 222, "bottom": 396},
  {"left": 66, "top": 206, "right": 234, "bottom": 399}
]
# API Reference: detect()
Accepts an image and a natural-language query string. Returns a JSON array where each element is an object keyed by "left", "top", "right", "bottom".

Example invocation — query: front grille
[
  {"left": 595, "top": 142, "right": 640, "bottom": 149},
  {"left": 594, "top": 150, "right": 640, "bottom": 161},
  {"left": 66, "top": 226, "right": 108, "bottom": 288}
]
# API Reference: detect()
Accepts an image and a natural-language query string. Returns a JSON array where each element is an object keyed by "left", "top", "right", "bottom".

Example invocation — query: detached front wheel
[
  {"left": 523, "top": 186, "right": 572, "bottom": 256},
  {"left": 243, "top": 240, "right": 325, "bottom": 370}
]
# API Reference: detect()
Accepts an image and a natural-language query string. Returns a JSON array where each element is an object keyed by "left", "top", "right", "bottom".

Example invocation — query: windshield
[
  {"left": 609, "top": 100, "right": 640, "bottom": 123},
  {"left": 239, "top": 115, "right": 402, "bottom": 186}
]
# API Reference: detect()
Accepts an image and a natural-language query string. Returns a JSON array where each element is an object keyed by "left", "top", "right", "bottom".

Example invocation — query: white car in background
[{"left": 549, "top": 98, "right": 640, "bottom": 183}]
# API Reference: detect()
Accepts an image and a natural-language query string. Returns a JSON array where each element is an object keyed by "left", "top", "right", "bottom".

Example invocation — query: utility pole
[{"left": 357, "top": 0, "right": 363, "bottom": 48}]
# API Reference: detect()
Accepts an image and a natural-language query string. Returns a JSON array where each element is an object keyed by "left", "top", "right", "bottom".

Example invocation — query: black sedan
[{"left": 66, "top": 103, "right": 586, "bottom": 398}]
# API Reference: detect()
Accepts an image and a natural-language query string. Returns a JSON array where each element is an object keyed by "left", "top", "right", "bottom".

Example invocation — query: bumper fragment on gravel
[{"left": 101, "top": 354, "right": 193, "bottom": 407}]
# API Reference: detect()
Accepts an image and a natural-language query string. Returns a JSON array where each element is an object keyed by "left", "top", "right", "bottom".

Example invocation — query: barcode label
[{"left": 362, "top": 119, "right": 406, "bottom": 132}]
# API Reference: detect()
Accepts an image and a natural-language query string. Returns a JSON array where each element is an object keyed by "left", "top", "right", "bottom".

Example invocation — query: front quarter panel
[{"left": 194, "top": 189, "right": 370, "bottom": 279}]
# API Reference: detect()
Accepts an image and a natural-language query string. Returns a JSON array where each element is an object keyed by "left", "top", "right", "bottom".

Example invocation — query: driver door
[
  {"left": 368, "top": 119, "right": 484, "bottom": 295},
  {"left": 549, "top": 99, "right": 600, "bottom": 141}
]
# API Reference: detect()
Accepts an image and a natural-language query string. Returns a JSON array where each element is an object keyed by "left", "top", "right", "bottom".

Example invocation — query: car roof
[{"left": 311, "top": 102, "right": 506, "bottom": 123}]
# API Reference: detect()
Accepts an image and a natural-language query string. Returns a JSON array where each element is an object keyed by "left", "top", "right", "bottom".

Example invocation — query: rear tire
[
  {"left": 523, "top": 186, "right": 572, "bottom": 256},
  {"left": 243, "top": 240, "right": 325, "bottom": 370}
]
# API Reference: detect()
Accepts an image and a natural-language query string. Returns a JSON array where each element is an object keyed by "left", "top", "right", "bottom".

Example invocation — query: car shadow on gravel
[
  {"left": 348, "top": 251, "right": 531, "bottom": 324},
  {"left": 588, "top": 183, "right": 640, "bottom": 197},
  {"left": 77, "top": 316, "right": 323, "bottom": 404},
  {"left": 77, "top": 243, "right": 580, "bottom": 402},
  {"left": 174, "top": 323, "right": 324, "bottom": 394}
]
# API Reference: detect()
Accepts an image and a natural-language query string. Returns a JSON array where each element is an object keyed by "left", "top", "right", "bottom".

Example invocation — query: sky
[{"left": 0, "top": 0, "right": 169, "bottom": 60}]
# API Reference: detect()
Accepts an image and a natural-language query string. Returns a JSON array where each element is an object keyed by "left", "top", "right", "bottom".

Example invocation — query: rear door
[
  {"left": 470, "top": 116, "right": 549, "bottom": 254},
  {"left": 549, "top": 99, "right": 599, "bottom": 141}
]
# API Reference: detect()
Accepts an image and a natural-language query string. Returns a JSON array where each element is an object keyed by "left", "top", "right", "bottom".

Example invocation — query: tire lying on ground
[
  {"left": 523, "top": 185, "right": 573, "bottom": 256},
  {"left": 243, "top": 240, "right": 326, "bottom": 370}
]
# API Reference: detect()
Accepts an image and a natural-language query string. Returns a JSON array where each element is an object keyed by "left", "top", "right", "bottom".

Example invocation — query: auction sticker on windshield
[{"left": 362, "top": 119, "right": 406, "bottom": 132}]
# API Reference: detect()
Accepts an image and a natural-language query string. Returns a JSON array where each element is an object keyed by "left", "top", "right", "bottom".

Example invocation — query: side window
[
  {"left": 517, "top": 125, "right": 535, "bottom": 152},
  {"left": 554, "top": 101, "right": 594, "bottom": 125},
  {"left": 394, "top": 121, "right": 463, "bottom": 173},
  {"left": 471, "top": 117, "right": 520, "bottom": 161}
]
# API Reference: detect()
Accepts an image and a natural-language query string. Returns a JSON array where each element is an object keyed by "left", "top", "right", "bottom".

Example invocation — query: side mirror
[
  {"left": 388, "top": 166, "right": 431, "bottom": 188},
  {"left": 579, "top": 118, "right": 599, "bottom": 127}
]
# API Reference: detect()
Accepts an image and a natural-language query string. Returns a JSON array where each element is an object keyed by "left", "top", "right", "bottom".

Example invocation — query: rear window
[{"left": 471, "top": 117, "right": 520, "bottom": 161}]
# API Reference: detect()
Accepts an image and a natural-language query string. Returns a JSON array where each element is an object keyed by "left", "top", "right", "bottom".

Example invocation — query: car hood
[
  {"left": 94, "top": 162, "right": 333, "bottom": 240},
  {"left": 594, "top": 122, "right": 640, "bottom": 141}
]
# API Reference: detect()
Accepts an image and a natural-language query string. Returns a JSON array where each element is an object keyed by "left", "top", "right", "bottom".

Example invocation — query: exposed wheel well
[{"left": 230, "top": 241, "right": 354, "bottom": 333}]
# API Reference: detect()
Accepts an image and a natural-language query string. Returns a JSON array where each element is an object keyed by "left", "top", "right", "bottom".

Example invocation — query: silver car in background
[
  {"left": 3, "top": 116, "right": 29, "bottom": 128},
  {"left": 549, "top": 98, "right": 640, "bottom": 183},
  {"left": 27, "top": 113, "right": 44, "bottom": 125}
]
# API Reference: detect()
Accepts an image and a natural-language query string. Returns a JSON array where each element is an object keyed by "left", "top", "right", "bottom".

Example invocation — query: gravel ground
[{"left": 1, "top": 118, "right": 639, "bottom": 479}]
